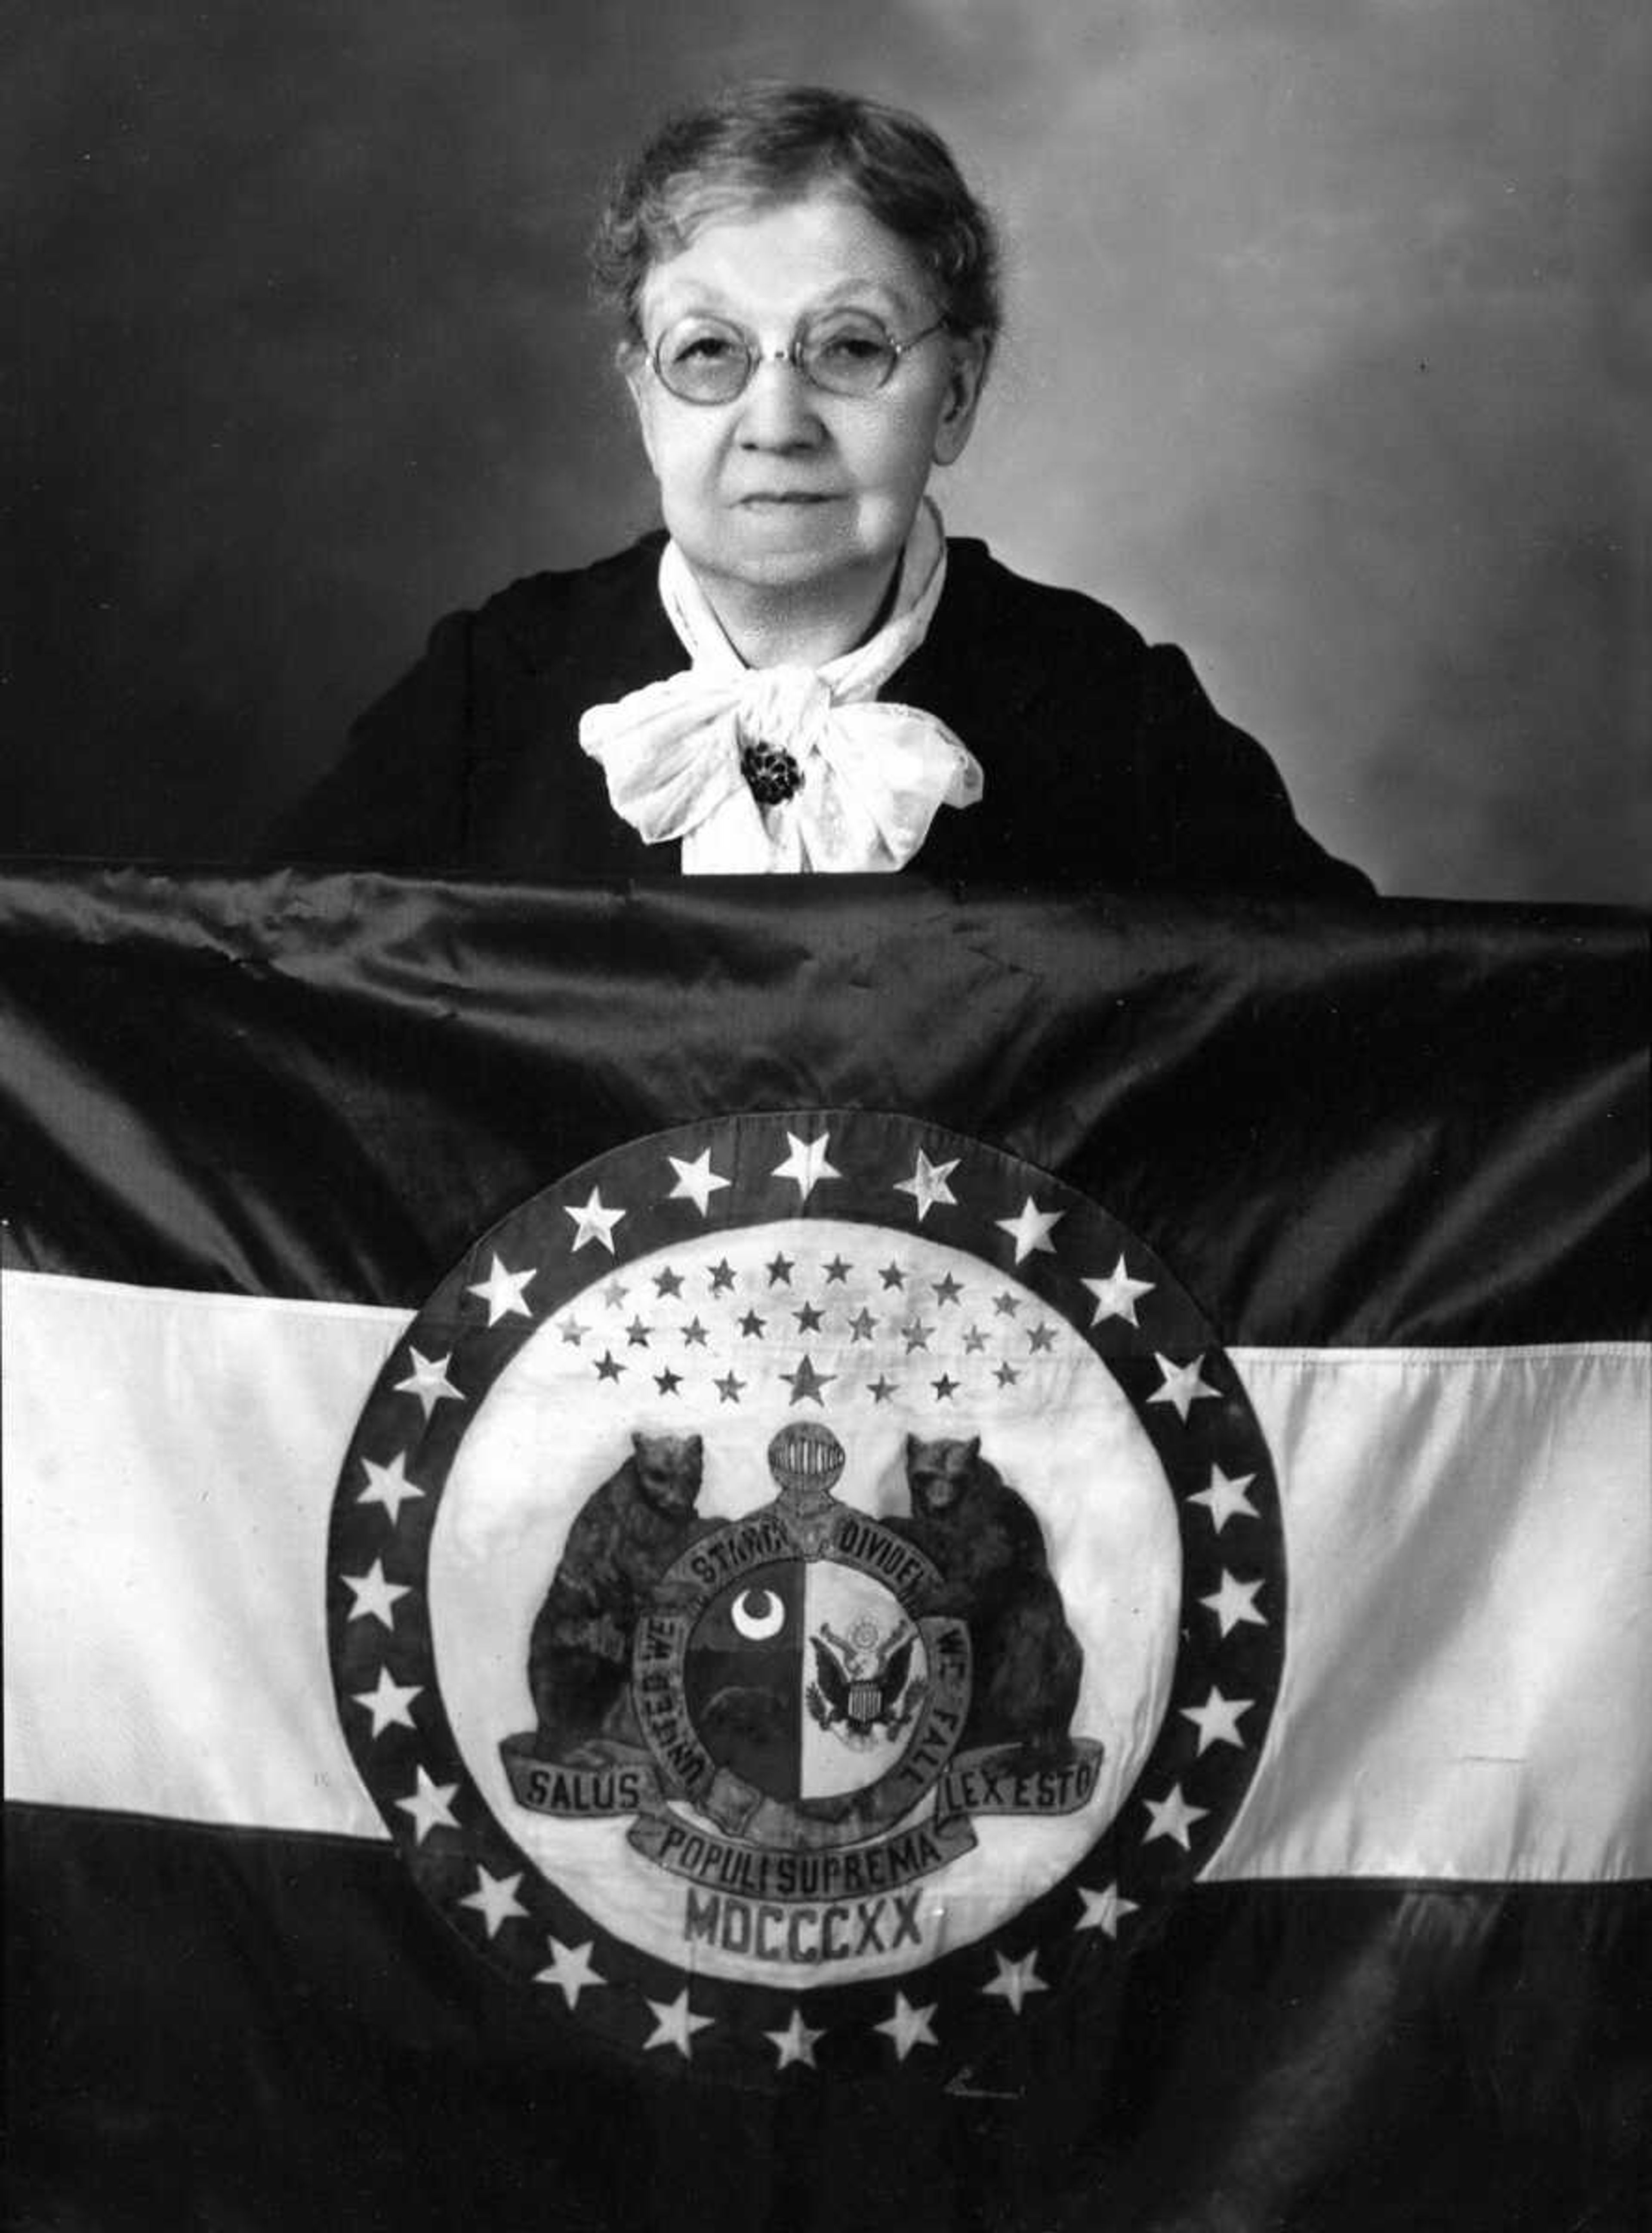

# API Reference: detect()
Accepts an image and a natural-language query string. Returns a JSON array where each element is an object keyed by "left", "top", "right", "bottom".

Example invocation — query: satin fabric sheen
[
  {"left": 0, "top": 868, "right": 1639, "bottom": 1346},
  {"left": 3, "top": 865, "right": 1646, "bottom": 2233}
]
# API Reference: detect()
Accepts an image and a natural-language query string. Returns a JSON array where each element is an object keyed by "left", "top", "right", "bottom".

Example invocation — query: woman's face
[{"left": 626, "top": 193, "right": 985, "bottom": 622}]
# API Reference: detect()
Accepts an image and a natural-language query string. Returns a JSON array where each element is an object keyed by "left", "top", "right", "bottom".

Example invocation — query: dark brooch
[{"left": 740, "top": 739, "right": 804, "bottom": 806}]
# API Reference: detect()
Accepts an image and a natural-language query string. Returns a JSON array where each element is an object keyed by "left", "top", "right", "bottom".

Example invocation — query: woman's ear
[
  {"left": 618, "top": 339, "right": 659, "bottom": 470},
  {"left": 931, "top": 329, "right": 988, "bottom": 467}
]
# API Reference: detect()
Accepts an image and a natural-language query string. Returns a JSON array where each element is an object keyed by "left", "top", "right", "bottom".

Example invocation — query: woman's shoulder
[
  {"left": 266, "top": 534, "right": 674, "bottom": 871},
  {"left": 938, "top": 538, "right": 1149, "bottom": 668},
  {"left": 920, "top": 538, "right": 1375, "bottom": 900},
  {"left": 898, "top": 536, "right": 1162, "bottom": 747},
  {"left": 468, "top": 532, "right": 671, "bottom": 667}
]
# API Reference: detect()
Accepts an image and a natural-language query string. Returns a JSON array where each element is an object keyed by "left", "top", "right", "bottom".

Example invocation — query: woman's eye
[
  {"left": 730, "top": 1587, "right": 785, "bottom": 1641},
  {"left": 814, "top": 325, "right": 886, "bottom": 362},
  {"left": 821, "top": 341, "right": 881, "bottom": 367},
  {"left": 665, "top": 324, "right": 742, "bottom": 366}
]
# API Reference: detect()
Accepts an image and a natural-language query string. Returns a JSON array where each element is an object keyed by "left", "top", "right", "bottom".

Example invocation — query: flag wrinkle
[{"left": 3, "top": 871, "right": 1642, "bottom": 1343}]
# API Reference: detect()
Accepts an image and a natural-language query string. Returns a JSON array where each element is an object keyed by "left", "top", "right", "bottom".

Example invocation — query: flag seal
[{"left": 328, "top": 1110, "right": 1285, "bottom": 2083}]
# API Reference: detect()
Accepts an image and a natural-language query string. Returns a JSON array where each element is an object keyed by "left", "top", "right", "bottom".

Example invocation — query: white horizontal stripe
[
  {"left": 4, "top": 1270, "right": 1647, "bottom": 1879},
  {"left": 1211, "top": 1346, "right": 1649, "bottom": 1883}
]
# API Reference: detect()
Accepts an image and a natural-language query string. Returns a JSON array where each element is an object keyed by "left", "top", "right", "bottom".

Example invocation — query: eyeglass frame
[{"left": 644, "top": 308, "right": 955, "bottom": 406}]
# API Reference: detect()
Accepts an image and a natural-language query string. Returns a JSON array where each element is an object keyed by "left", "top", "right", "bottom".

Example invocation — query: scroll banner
[{"left": 3, "top": 867, "right": 1647, "bottom": 2233}]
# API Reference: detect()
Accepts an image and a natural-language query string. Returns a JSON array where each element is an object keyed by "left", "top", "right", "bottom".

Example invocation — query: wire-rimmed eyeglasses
[{"left": 648, "top": 309, "right": 952, "bottom": 405}]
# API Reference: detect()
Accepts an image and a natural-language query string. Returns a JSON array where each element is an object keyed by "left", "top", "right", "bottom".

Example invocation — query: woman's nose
[{"left": 735, "top": 355, "right": 826, "bottom": 448}]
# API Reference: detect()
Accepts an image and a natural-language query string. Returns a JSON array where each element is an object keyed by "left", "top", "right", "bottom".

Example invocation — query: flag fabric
[{"left": 3, "top": 865, "right": 1647, "bottom": 2233}]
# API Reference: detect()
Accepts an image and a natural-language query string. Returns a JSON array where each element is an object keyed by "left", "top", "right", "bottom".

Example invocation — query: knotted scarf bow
[{"left": 578, "top": 503, "right": 982, "bottom": 872}]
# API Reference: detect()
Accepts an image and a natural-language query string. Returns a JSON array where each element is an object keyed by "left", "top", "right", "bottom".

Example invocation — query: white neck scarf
[{"left": 578, "top": 502, "right": 982, "bottom": 872}]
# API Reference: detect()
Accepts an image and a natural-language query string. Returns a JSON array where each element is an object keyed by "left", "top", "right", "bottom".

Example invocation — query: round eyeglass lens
[
  {"left": 797, "top": 312, "right": 900, "bottom": 396},
  {"left": 654, "top": 317, "right": 752, "bottom": 404}
]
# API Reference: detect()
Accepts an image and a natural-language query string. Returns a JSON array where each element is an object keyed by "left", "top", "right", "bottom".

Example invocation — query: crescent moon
[{"left": 731, "top": 1587, "right": 785, "bottom": 1641}]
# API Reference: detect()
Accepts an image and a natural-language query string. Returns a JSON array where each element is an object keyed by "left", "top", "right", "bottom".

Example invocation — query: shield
[{"left": 683, "top": 1554, "right": 928, "bottom": 1807}]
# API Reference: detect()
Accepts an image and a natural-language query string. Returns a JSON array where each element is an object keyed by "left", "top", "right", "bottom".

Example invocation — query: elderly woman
[{"left": 278, "top": 83, "right": 1371, "bottom": 896}]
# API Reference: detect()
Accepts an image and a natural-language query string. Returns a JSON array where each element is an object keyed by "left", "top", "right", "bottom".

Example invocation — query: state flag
[{"left": 4, "top": 866, "right": 1646, "bottom": 2232}]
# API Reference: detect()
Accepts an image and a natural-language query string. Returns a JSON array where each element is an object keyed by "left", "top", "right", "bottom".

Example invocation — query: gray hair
[{"left": 590, "top": 83, "right": 1003, "bottom": 355}]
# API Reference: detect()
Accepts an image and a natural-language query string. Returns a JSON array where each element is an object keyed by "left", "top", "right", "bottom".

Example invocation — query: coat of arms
[{"left": 499, "top": 1415, "right": 1103, "bottom": 1918}]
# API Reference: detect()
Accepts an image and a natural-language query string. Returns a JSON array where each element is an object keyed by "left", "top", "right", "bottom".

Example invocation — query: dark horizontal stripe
[
  {"left": 7, "top": 1802, "right": 1647, "bottom": 2233},
  {"left": 1, "top": 867, "right": 1643, "bottom": 1344}
]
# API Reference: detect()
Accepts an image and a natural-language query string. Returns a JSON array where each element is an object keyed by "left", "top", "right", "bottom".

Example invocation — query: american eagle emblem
[{"left": 807, "top": 1616, "right": 923, "bottom": 1747}]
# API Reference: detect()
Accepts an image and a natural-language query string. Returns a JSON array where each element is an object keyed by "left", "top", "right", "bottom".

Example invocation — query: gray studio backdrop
[{"left": 8, "top": 0, "right": 1649, "bottom": 900}]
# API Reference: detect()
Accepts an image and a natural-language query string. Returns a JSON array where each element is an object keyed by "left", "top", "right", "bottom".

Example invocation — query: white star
[
  {"left": 995, "top": 1196, "right": 1063, "bottom": 1263},
  {"left": 1076, "top": 1882, "right": 1139, "bottom": 1938},
  {"left": 1189, "top": 1464, "right": 1258, "bottom": 1532},
  {"left": 1082, "top": 1254, "right": 1155, "bottom": 1328},
  {"left": 1148, "top": 1352, "right": 1220, "bottom": 1421},
  {"left": 563, "top": 1187, "right": 625, "bottom": 1254},
  {"left": 875, "top": 1992, "right": 938, "bottom": 2061},
  {"left": 466, "top": 1251, "right": 537, "bottom": 1326},
  {"left": 894, "top": 1149, "right": 960, "bottom": 1222},
  {"left": 395, "top": 1766, "right": 459, "bottom": 1844},
  {"left": 1143, "top": 1782, "right": 1209, "bottom": 1850},
  {"left": 1200, "top": 1570, "right": 1267, "bottom": 1637},
  {"left": 535, "top": 1937, "right": 604, "bottom": 2008},
  {"left": 643, "top": 1987, "right": 714, "bottom": 2059},
  {"left": 764, "top": 2007, "right": 826, "bottom": 2070},
  {"left": 981, "top": 1949, "right": 1047, "bottom": 2015},
  {"left": 459, "top": 1866, "right": 527, "bottom": 1938},
  {"left": 395, "top": 1347, "right": 462, "bottom": 1418},
  {"left": 1180, "top": 1686, "right": 1254, "bottom": 1754},
  {"left": 666, "top": 1150, "right": 730, "bottom": 1216},
  {"left": 341, "top": 1557, "right": 410, "bottom": 1631},
  {"left": 772, "top": 1130, "right": 841, "bottom": 1201},
  {"left": 350, "top": 1665, "right": 422, "bottom": 1737},
  {"left": 357, "top": 1450, "right": 424, "bottom": 1527}
]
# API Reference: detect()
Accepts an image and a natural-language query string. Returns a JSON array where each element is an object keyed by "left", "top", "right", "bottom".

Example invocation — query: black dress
[{"left": 273, "top": 534, "right": 1374, "bottom": 899}]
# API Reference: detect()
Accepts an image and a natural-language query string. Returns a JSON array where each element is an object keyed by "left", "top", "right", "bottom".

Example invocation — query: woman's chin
[{"left": 690, "top": 531, "right": 893, "bottom": 603}]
